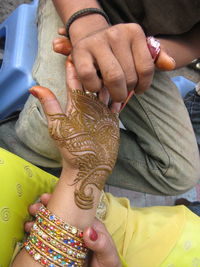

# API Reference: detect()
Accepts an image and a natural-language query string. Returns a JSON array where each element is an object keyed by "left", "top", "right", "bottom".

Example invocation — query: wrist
[
  {"left": 60, "top": 167, "right": 78, "bottom": 184},
  {"left": 69, "top": 14, "right": 109, "bottom": 45}
]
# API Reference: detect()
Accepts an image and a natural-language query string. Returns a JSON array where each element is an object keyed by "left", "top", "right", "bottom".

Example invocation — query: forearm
[
  {"left": 12, "top": 168, "right": 102, "bottom": 267},
  {"left": 158, "top": 22, "right": 200, "bottom": 69},
  {"left": 52, "top": 0, "right": 109, "bottom": 44}
]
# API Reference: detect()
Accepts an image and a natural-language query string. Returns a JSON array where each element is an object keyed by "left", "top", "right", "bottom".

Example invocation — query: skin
[
  {"left": 52, "top": 0, "right": 200, "bottom": 106},
  {"left": 46, "top": 88, "right": 119, "bottom": 209},
  {"left": 25, "top": 194, "right": 121, "bottom": 267},
  {"left": 12, "top": 58, "right": 121, "bottom": 267},
  {"left": 53, "top": 28, "right": 176, "bottom": 113},
  {"left": 52, "top": 0, "right": 174, "bottom": 105}
]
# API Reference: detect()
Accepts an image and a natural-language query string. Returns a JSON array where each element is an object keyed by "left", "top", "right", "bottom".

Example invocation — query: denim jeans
[
  {"left": 188, "top": 202, "right": 200, "bottom": 216},
  {"left": 184, "top": 89, "right": 200, "bottom": 152}
]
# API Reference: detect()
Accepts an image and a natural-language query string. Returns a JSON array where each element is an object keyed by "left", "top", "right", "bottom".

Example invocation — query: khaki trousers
[{"left": 4, "top": 0, "right": 200, "bottom": 194}]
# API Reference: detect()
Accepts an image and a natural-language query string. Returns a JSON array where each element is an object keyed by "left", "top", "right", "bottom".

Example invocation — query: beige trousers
[{"left": 8, "top": 0, "right": 200, "bottom": 194}]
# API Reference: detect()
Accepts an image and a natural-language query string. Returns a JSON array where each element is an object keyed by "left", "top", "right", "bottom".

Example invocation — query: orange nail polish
[
  {"left": 29, "top": 89, "right": 38, "bottom": 98},
  {"left": 120, "top": 90, "right": 134, "bottom": 112}
]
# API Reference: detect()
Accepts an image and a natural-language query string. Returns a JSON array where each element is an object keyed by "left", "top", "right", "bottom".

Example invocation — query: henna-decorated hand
[{"left": 29, "top": 61, "right": 120, "bottom": 209}]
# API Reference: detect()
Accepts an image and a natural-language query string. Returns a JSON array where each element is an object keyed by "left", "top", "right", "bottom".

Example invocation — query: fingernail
[
  {"left": 53, "top": 38, "right": 60, "bottom": 44},
  {"left": 120, "top": 90, "right": 134, "bottom": 112},
  {"left": 29, "top": 88, "right": 38, "bottom": 98},
  {"left": 89, "top": 227, "right": 98, "bottom": 241},
  {"left": 67, "top": 55, "right": 73, "bottom": 64}
]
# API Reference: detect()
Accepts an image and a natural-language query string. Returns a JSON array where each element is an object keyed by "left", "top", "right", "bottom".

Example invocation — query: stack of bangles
[{"left": 24, "top": 205, "right": 88, "bottom": 267}]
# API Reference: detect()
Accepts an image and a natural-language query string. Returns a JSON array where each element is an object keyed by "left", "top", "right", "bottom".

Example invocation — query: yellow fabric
[
  {"left": 0, "top": 148, "right": 200, "bottom": 267},
  {"left": 103, "top": 193, "right": 200, "bottom": 267},
  {"left": 0, "top": 148, "right": 58, "bottom": 267},
  {"left": 160, "top": 208, "right": 200, "bottom": 267}
]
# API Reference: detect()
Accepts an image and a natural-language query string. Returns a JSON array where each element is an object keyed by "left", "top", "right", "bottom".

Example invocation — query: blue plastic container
[
  {"left": 171, "top": 76, "right": 196, "bottom": 98},
  {"left": 0, "top": 0, "right": 38, "bottom": 120}
]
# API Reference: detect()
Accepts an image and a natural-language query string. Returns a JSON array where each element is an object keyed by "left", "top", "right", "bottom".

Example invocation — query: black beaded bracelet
[{"left": 66, "top": 8, "right": 110, "bottom": 39}]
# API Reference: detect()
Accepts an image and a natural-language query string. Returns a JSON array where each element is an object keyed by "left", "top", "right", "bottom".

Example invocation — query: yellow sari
[{"left": 0, "top": 148, "right": 199, "bottom": 267}]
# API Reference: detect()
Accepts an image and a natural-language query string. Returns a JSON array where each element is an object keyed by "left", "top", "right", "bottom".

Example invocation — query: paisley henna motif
[{"left": 48, "top": 90, "right": 120, "bottom": 209}]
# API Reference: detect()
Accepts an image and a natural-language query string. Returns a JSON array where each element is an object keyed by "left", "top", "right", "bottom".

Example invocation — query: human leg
[
  {"left": 184, "top": 84, "right": 200, "bottom": 152},
  {"left": 1, "top": 1, "right": 199, "bottom": 195},
  {"left": 108, "top": 71, "right": 200, "bottom": 195},
  {"left": 0, "top": 0, "right": 66, "bottom": 168}
]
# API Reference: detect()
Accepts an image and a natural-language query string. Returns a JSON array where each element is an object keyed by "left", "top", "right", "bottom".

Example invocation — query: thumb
[
  {"left": 155, "top": 48, "right": 176, "bottom": 71},
  {"left": 83, "top": 225, "right": 121, "bottom": 267},
  {"left": 53, "top": 37, "right": 72, "bottom": 56},
  {"left": 29, "top": 86, "right": 63, "bottom": 122}
]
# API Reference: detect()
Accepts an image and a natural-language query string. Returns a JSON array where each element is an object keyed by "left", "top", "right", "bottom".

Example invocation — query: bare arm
[
  {"left": 52, "top": 0, "right": 109, "bottom": 44},
  {"left": 12, "top": 61, "right": 120, "bottom": 267},
  {"left": 52, "top": 2, "right": 200, "bottom": 100},
  {"left": 158, "top": 22, "right": 200, "bottom": 69}
]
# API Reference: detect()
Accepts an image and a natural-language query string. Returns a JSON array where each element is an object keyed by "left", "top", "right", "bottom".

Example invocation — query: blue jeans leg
[{"left": 184, "top": 89, "right": 200, "bottom": 152}]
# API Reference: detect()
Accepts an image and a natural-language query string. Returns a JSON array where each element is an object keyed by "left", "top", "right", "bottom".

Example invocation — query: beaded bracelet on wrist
[
  {"left": 24, "top": 205, "right": 88, "bottom": 267},
  {"left": 33, "top": 222, "right": 87, "bottom": 255},
  {"left": 38, "top": 205, "right": 84, "bottom": 240}
]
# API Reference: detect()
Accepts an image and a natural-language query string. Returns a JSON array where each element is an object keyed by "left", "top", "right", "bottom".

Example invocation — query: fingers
[
  {"left": 83, "top": 219, "right": 121, "bottom": 267},
  {"left": 92, "top": 44, "right": 127, "bottom": 102},
  {"left": 24, "top": 221, "right": 34, "bottom": 233},
  {"left": 25, "top": 193, "right": 52, "bottom": 233},
  {"left": 65, "top": 59, "right": 86, "bottom": 113},
  {"left": 106, "top": 25, "right": 137, "bottom": 92},
  {"left": 72, "top": 48, "right": 103, "bottom": 94},
  {"left": 72, "top": 31, "right": 128, "bottom": 102},
  {"left": 40, "top": 193, "right": 52, "bottom": 206},
  {"left": 155, "top": 48, "right": 176, "bottom": 70},
  {"left": 98, "top": 87, "right": 110, "bottom": 106},
  {"left": 58, "top": 27, "right": 67, "bottom": 36},
  {"left": 29, "top": 86, "right": 63, "bottom": 119},
  {"left": 66, "top": 59, "right": 84, "bottom": 92},
  {"left": 110, "top": 102, "right": 121, "bottom": 113},
  {"left": 127, "top": 24, "right": 154, "bottom": 95},
  {"left": 71, "top": 24, "right": 156, "bottom": 102},
  {"left": 53, "top": 37, "right": 72, "bottom": 56},
  {"left": 28, "top": 193, "right": 52, "bottom": 217}
]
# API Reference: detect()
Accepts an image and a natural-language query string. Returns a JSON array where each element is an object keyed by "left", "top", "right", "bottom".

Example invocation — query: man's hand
[
  {"left": 54, "top": 25, "right": 175, "bottom": 106},
  {"left": 72, "top": 23, "right": 156, "bottom": 100}
]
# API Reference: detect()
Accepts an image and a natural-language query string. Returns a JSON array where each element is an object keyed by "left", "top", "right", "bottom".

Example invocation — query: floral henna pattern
[{"left": 48, "top": 90, "right": 120, "bottom": 209}]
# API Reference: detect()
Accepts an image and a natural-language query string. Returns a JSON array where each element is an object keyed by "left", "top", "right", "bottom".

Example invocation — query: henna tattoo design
[{"left": 48, "top": 90, "right": 120, "bottom": 210}]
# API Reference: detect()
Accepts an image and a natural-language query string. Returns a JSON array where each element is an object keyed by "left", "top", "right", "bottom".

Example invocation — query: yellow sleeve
[
  {"left": 102, "top": 193, "right": 200, "bottom": 267},
  {"left": 0, "top": 148, "right": 58, "bottom": 267}
]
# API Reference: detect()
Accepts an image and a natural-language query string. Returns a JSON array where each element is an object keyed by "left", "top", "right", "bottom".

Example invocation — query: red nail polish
[{"left": 89, "top": 227, "right": 98, "bottom": 241}]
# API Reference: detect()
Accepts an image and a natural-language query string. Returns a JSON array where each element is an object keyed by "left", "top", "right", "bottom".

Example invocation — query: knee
[{"left": 159, "top": 156, "right": 200, "bottom": 196}]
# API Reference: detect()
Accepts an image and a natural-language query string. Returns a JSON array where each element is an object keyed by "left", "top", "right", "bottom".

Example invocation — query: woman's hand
[
  {"left": 30, "top": 61, "right": 120, "bottom": 209},
  {"left": 25, "top": 194, "right": 122, "bottom": 267}
]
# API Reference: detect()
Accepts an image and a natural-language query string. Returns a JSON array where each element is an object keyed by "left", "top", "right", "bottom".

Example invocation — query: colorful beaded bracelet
[
  {"left": 33, "top": 223, "right": 87, "bottom": 255},
  {"left": 24, "top": 205, "right": 88, "bottom": 267},
  {"left": 38, "top": 205, "right": 84, "bottom": 240}
]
